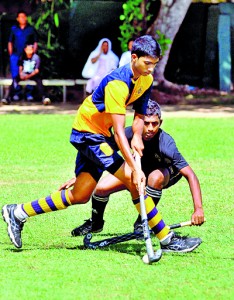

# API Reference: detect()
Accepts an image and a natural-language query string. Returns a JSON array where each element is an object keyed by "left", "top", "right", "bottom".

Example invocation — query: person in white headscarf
[{"left": 82, "top": 38, "right": 119, "bottom": 93}]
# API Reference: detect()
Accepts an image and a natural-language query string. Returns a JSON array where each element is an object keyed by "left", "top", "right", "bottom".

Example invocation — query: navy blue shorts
[{"left": 70, "top": 129, "right": 124, "bottom": 182}]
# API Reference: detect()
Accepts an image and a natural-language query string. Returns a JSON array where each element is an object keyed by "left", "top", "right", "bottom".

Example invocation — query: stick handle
[
  {"left": 135, "top": 152, "right": 144, "bottom": 194},
  {"left": 169, "top": 220, "right": 192, "bottom": 229},
  {"left": 135, "top": 152, "right": 156, "bottom": 260},
  {"left": 169, "top": 218, "right": 206, "bottom": 229}
]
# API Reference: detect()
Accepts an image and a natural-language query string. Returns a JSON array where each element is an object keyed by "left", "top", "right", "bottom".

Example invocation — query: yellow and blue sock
[
  {"left": 15, "top": 190, "right": 71, "bottom": 220},
  {"left": 132, "top": 195, "right": 169, "bottom": 241}
]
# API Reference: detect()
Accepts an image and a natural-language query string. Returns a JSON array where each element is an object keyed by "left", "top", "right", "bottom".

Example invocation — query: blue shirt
[{"left": 9, "top": 24, "right": 38, "bottom": 56}]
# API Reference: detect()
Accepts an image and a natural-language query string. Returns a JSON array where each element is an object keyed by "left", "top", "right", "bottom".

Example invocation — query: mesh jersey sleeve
[{"left": 160, "top": 131, "right": 188, "bottom": 170}]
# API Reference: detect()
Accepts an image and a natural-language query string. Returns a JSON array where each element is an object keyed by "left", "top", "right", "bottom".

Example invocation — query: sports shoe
[
  {"left": 26, "top": 95, "right": 34, "bottom": 101},
  {"left": 133, "top": 214, "right": 143, "bottom": 234},
  {"left": 71, "top": 218, "right": 104, "bottom": 236},
  {"left": 42, "top": 97, "right": 51, "bottom": 105},
  {"left": 1, "top": 98, "right": 11, "bottom": 105},
  {"left": 13, "top": 95, "right": 20, "bottom": 101},
  {"left": 2, "top": 204, "right": 25, "bottom": 248},
  {"left": 160, "top": 232, "right": 202, "bottom": 253}
]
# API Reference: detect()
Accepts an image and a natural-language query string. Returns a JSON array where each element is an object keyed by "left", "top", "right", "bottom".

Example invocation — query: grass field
[{"left": 0, "top": 113, "right": 233, "bottom": 300}]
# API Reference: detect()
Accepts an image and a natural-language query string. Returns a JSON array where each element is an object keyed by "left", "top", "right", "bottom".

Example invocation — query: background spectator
[
  {"left": 119, "top": 39, "right": 134, "bottom": 67},
  {"left": 82, "top": 38, "right": 119, "bottom": 94},
  {"left": 1, "top": 10, "right": 38, "bottom": 104},
  {"left": 18, "top": 43, "right": 50, "bottom": 104}
]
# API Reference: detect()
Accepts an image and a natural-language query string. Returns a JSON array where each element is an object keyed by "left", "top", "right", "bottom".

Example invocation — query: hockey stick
[
  {"left": 134, "top": 152, "right": 162, "bottom": 264},
  {"left": 83, "top": 220, "right": 194, "bottom": 250}
]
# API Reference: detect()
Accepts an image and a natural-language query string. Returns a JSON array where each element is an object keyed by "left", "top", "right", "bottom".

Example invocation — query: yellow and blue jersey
[{"left": 73, "top": 64, "right": 153, "bottom": 136}]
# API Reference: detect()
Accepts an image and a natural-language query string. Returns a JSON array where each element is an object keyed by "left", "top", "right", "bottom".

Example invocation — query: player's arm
[
  {"left": 131, "top": 112, "right": 145, "bottom": 157},
  {"left": 179, "top": 165, "right": 204, "bottom": 225},
  {"left": 111, "top": 113, "right": 145, "bottom": 190}
]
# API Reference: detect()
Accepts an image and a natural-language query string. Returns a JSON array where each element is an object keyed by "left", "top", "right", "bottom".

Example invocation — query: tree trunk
[{"left": 147, "top": 0, "right": 192, "bottom": 92}]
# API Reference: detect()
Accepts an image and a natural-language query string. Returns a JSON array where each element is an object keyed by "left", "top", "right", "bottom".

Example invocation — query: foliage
[
  {"left": 0, "top": 114, "right": 233, "bottom": 299},
  {"left": 119, "top": 0, "right": 171, "bottom": 55},
  {"left": 119, "top": 0, "right": 144, "bottom": 51},
  {"left": 28, "top": 0, "right": 70, "bottom": 78}
]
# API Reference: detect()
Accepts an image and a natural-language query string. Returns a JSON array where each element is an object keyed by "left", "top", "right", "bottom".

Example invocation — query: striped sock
[
  {"left": 145, "top": 186, "right": 162, "bottom": 206},
  {"left": 15, "top": 190, "right": 71, "bottom": 219},
  {"left": 132, "top": 195, "right": 169, "bottom": 241}
]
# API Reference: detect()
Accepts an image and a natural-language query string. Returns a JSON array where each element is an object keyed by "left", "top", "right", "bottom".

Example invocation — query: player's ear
[
  {"left": 160, "top": 119, "right": 163, "bottom": 126},
  {"left": 131, "top": 53, "right": 138, "bottom": 61}
]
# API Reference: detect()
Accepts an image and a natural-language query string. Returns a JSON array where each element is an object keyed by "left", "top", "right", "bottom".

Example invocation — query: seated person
[
  {"left": 119, "top": 39, "right": 134, "bottom": 67},
  {"left": 8, "top": 43, "right": 50, "bottom": 104},
  {"left": 82, "top": 38, "right": 119, "bottom": 94}
]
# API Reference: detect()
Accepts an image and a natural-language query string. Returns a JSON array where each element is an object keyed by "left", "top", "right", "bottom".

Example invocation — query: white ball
[{"left": 142, "top": 254, "right": 150, "bottom": 264}]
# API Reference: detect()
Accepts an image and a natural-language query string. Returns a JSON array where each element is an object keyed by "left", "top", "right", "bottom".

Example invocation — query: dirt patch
[{"left": 1, "top": 89, "right": 234, "bottom": 117}]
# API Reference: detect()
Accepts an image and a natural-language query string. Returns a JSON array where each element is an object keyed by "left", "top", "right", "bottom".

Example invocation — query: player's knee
[
  {"left": 94, "top": 183, "right": 110, "bottom": 197},
  {"left": 148, "top": 170, "right": 165, "bottom": 189},
  {"left": 70, "top": 190, "right": 90, "bottom": 204}
]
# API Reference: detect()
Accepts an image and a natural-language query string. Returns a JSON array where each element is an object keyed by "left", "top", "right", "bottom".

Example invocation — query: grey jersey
[{"left": 125, "top": 127, "right": 188, "bottom": 177}]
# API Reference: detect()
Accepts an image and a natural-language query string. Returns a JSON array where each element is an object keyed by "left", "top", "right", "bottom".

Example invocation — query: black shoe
[
  {"left": 2, "top": 204, "right": 25, "bottom": 248},
  {"left": 160, "top": 232, "right": 202, "bottom": 253},
  {"left": 71, "top": 218, "right": 104, "bottom": 237},
  {"left": 133, "top": 214, "right": 143, "bottom": 234}
]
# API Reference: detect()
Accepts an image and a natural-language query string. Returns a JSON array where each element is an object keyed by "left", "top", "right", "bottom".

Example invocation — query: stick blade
[{"left": 142, "top": 249, "right": 162, "bottom": 264}]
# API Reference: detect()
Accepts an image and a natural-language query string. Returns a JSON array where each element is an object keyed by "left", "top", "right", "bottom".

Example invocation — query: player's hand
[
  {"left": 131, "top": 168, "right": 146, "bottom": 194},
  {"left": 191, "top": 208, "right": 205, "bottom": 225},
  {"left": 58, "top": 177, "right": 76, "bottom": 191}
]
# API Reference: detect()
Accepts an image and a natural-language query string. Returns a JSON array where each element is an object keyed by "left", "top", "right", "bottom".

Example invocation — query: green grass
[{"left": 0, "top": 114, "right": 233, "bottom": 300}]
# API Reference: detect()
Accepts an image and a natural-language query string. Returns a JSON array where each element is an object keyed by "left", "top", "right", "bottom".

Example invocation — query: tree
[
  {"left": 147, "top": 0, "right": 192, "bottom": 92},
  {"left": 119, "top": 0, "right": 192, "bottom": 92},
  {"left": 28, "top": 0, "right": 70, "bottom": 78}
]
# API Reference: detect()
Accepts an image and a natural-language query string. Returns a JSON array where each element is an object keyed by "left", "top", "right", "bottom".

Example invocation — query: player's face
[
  {"left": 131, "top": 54, "right": 159, "bottom": 78},
  {"left": 142, "top": 115, "right": 161, "bottom": 141},
  {"left": 17, "top": 13, "right": 27, "bottom": 26}
]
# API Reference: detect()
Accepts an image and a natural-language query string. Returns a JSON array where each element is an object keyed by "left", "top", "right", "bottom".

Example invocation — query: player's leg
[
  {"left": 2, "top": 131, "right": 123, "bottom": 248},
  {"left": 71, "top": 173, "right": 126, "bottom": 236},
  {"left": 114, "top": 164, "right": 202, "bottom": 252},
  {"left": 112, "top": 162, "right": 171, "bottom": 241},
  {"left": 133, "top": 168, "right": 170, "bottom": 231},
  {"left": 2, "top": 171, "right": 99, "bottom": 248},
  {"left": 2, "top": 147, "right": 103, "bottom": 248}
]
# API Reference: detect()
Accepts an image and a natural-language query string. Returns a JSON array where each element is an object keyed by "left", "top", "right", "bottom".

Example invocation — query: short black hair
[
  {"left": 17, "top": 10, "right": 28, "bottom": 18},
  {"left": 146, "top": 99, "right": 161, "bottom": 118},
  {"left": 131, "top": 35, "right": 161, "bottom": 59}
]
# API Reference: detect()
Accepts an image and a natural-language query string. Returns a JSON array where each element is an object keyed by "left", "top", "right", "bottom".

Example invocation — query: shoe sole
[
  {"left": 92, "top": 227, "right": 103, "bottom": 234},
  {"left": 161, "top": 241, "right": 202, "bottom": 253},
  {"left": 2, "top": 205, "right": 21, "bottom": 248}
]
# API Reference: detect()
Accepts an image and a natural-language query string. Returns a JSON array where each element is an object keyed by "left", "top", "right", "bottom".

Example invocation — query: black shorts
[{"left": 163, "top": 165, "right": 182, "bottom": 189}]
